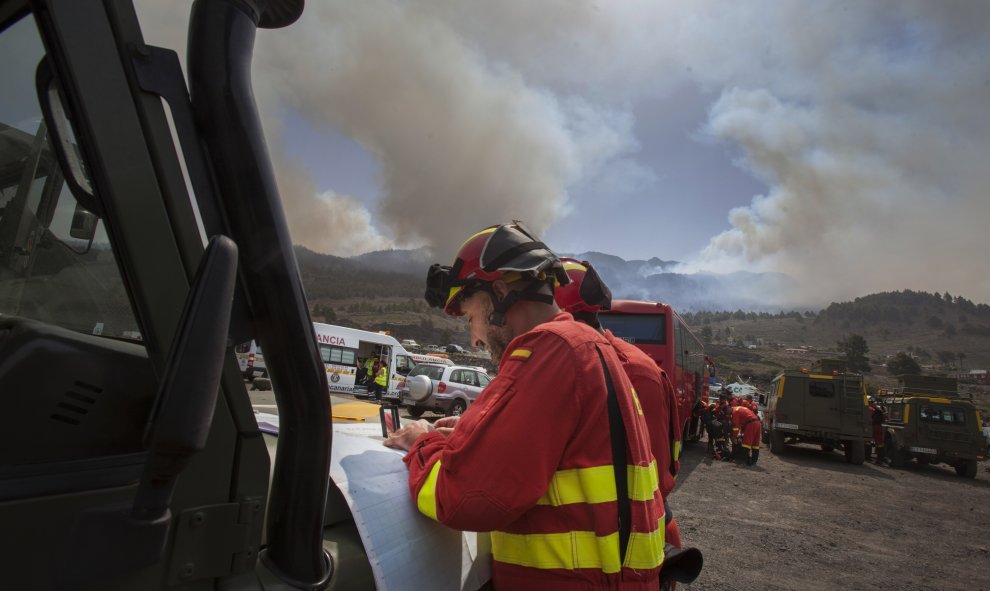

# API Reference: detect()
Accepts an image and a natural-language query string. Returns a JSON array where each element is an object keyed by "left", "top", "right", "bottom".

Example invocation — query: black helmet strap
[{"left": 486, "top": 276, "right": 555, "bottom": 326}]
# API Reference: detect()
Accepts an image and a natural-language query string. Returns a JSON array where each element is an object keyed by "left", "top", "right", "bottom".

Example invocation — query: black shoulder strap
[{"left": 597, "top": 348, "right": 631, "bottom": 566}]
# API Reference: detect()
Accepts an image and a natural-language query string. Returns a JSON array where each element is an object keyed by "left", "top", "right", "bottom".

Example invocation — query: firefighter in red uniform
[
  {"left": 553, "top": 258, "right": 684, "bottom": 549},
  {"left": 730, "top": 404, "right": 762, "bottom": 466},
  {"left": 384, "top": 223, "right": 666, "bottom": 591}
]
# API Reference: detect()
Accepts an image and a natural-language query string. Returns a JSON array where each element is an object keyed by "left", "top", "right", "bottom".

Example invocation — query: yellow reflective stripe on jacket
[
  {"left": 630, "top": 387, "right": 644, "bottom": 416},
  {"left": 416, "top": 460, "right": 442, "bottom": 520},
  {"left": 672, "top": 439, "right": 682, "bottom": 463},
  {"left": 536, "top": 461, "right": 659, "bottom": 506},
  {"left": 491, "top": 519, "right": 665, "bottom": 573}
]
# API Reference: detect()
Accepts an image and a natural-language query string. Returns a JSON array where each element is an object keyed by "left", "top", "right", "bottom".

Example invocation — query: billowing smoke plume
[
  {"left": 683, "top": 2, "right": 990, "bottom": 305},
  {"left": 136, "top": 0, "right": 638, "bottom": 261},
  {"left": 252, "top": 0, "right": 642, "bottom": 261}
]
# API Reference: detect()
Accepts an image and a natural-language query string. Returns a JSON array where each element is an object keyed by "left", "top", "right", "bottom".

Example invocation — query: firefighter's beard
[
  {"left": 485, "top": 324, "right": 514, "bottom": 364},
  {"left": 479, "top": 296, "right": 514, "bottom": 363}
]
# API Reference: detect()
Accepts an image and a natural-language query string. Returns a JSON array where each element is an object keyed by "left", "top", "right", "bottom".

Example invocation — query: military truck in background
[
  {"left": 878, "top": 375, "right": 985, "bottom": 478},
  {"left": 763, "top": 360, "right": 870, "bottom": 465}
]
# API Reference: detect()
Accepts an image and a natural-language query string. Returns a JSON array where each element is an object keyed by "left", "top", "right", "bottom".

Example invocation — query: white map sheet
[{"left": 255, "top": 412, "right": 491, "bottom": 591}]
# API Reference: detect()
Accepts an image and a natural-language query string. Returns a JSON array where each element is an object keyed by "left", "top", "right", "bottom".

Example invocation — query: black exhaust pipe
[{"left": 187, "top": 0, "right": 333, "bottom": 588}]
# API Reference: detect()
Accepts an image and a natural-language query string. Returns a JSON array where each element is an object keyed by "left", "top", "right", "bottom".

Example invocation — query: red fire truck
[{"left": 598, "top": 300, "right": 713, "bottom": 442}]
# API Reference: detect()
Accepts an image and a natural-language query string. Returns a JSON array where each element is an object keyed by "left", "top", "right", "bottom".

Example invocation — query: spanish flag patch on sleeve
[{"left": 508, "top": 347, "right": 533, "bottom": 361}]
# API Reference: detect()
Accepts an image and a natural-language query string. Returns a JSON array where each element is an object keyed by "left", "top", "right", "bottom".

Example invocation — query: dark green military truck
[
  {"left": 879, "top": 376, "right": 985, "bottom": 478},
  {"left": 764, "top": 363, "right": 870, "bottom": 465}
]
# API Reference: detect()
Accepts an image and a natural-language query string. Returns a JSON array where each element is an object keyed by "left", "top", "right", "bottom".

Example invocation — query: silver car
[{"left": 400, "top": 364, "right": 491, "bottom": 417}]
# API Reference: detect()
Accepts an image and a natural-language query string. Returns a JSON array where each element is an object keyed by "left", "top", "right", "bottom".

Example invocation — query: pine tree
[{"left": 837, "top": 333, "right": 871, "bottom": 373}]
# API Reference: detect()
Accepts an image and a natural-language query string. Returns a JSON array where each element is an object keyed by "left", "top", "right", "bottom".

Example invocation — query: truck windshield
[
  {"left": 0, "top": 15, "right": 140, "bottom": 341},
  {"left": 919, "top": 405, "right": 966, "bottom": 425},
  {"left": 598, "top": 313, "right": 666, "bottom": 345}
]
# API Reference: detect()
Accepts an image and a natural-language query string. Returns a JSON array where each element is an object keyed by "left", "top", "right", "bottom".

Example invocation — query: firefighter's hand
[
  {"left": 383, "top": 419, "right": 434, "bottom": 451},
  {"left": 433, "top": 416, "right": 460, "bottom": 437}
]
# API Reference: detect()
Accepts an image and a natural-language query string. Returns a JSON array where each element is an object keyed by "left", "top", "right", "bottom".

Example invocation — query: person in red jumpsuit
[
  {"left": 384, "top": 222, "right": 666, "bottom": 591},
  {"left": 553, "top": 258, "right": 684, "bottom": 550},
  {"left": 730, "top": 404, "right": 762, "bottom": 466}
]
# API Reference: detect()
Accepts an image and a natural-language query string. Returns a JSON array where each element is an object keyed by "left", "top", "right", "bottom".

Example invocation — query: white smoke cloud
[
  {"left": 251, "top": 0, "right": 644, "bottom": 262},
  {"left": 687, "top": 1, "right": 990, "bottom": 304}
]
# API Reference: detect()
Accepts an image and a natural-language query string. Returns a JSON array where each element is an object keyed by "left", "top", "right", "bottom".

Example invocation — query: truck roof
[
  {"left": 895, "top": 374, "right": 959, "bottom": 397},
  {"left": 774, "top": 369, "right": 863, "bottom": 381}
]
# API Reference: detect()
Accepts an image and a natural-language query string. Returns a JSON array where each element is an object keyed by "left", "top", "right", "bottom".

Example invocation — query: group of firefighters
[
  {"left": 695, "top": 390, "right": 763, "bottom": 466},
  {"left": 381, "top": 221, "right": 701, "bottom": 590}
]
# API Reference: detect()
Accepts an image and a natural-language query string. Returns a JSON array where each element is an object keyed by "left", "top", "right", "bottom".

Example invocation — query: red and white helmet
[
  {"left": 425, "top": 221, "right": 569, "bottom": 324},
  {"left": 554, "top": 258, "right": 612, "bottom": 314}
]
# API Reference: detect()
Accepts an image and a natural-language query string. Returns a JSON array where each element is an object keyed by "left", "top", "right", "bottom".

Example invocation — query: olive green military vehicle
[
  {"left": 763, "top": 362, "right": 870, "bottom": 465},
  {"left": 878, "top": 375, "right": 985, "bottom": 478}
]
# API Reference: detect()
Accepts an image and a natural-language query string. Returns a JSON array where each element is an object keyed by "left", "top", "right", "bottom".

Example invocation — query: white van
[{"left": 313, "top": 323, "right": 424, "bottom": 398}]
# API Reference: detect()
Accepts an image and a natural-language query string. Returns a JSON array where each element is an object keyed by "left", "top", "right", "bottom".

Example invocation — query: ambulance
[{"left": 313, "top": 323, "right": 449, "bottom": 397}]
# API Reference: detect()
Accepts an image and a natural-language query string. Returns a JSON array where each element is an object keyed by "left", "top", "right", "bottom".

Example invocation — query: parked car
[
  {"left": 424, "top": 344, "right": 443, "bottom": 352},
  {"left": 399, "top": 364, "right": 491, "bottom": 417},
  {"left": 401, "top": 339, "right": 419, "bottom": 348},
  {"left": 445, "top": 344, "right": 466, "bottom": 354}
]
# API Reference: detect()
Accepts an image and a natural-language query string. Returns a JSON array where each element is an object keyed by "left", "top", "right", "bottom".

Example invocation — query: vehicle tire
[
  {"left": 761, "top": 430, "right": 769, "bottom": 445},
  {"left": 821, "top": 444, "right": 834, "bottom": 453},
  {"left": 888, "top": 446, "right": 908, "bottom": 468},
  {"left": 865, "top": 445, "right": 873, "bottom": 461},
  {"left": 252, "top": 378, "right": 272, "bottom": 391},
  {"left": 844, "top": 441, "right": 865, "bottom": 465},
  {"left": 770, "top": 428, "right": 786, "bottom": 454},
  {"left": 447, "top": 399, "right": 467, "bottom": 417},
  {"left": 955, "top": 459, "right": 978, "bottom": 479},
  {"left": 916, "top": 456, "right": 931, "bottom": 466},
  {"left": 406, "top": 407, "right": 425, "bottom": 418}
]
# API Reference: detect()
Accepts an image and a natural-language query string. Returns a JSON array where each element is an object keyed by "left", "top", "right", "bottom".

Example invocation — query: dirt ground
[
  {"left": 669, "top": 438, "right": 990, "bottom": 591},
  {"left": 250, "top": 389, "right": 990, "bottom": 589}
]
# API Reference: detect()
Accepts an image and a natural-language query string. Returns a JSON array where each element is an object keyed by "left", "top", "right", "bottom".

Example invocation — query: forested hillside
[{"left": 294, "top": 249, "right": 990, "bottom": 396}]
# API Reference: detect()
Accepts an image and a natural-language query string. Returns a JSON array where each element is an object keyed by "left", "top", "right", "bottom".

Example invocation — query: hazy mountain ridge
[{"left": 312, "top": 247, "right": 798, "bottom": 311}]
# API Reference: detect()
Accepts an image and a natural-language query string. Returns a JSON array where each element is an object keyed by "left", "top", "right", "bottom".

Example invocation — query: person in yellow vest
[
  {"left": 363, "top": 357, "right": 375, "bottom": 387},
  {"left": 372, "top": 361, "right": 388, "bottom": 402}
]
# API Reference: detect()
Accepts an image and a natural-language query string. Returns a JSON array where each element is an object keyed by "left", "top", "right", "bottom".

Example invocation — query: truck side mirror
[{"left": 69, "top": 202, "right": 98, "bottom": 241}]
